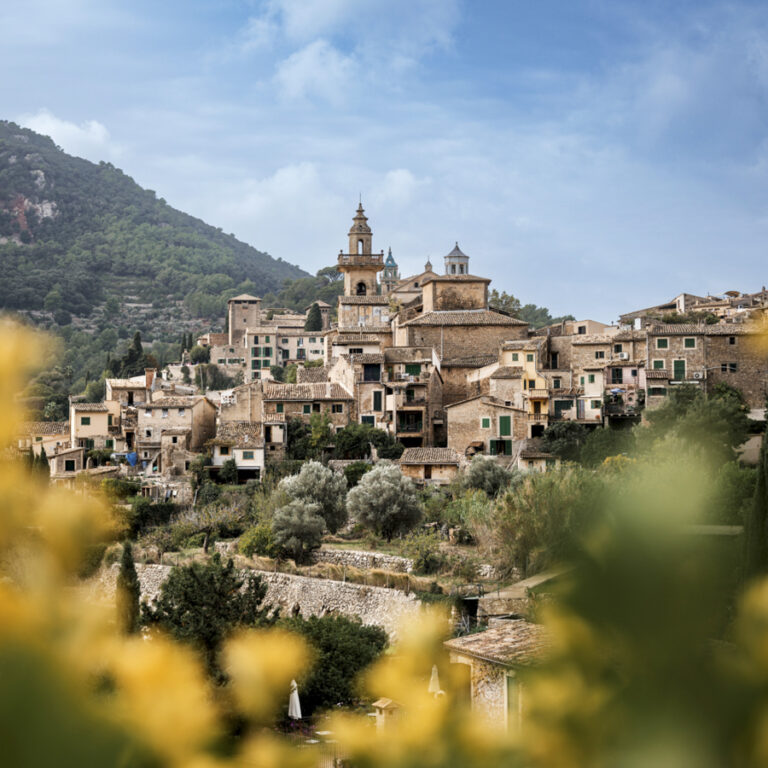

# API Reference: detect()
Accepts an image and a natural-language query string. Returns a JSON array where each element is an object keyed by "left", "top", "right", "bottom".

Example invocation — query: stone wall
[
  {"left": 311, "top": 546, "right": 414, "bottom": 574},
  {"left": 100, "top": 562, "right": 421, "bottom": 639}
]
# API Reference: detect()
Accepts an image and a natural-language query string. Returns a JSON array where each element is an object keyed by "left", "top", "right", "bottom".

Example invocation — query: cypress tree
[
  {"left": 38, "top": 445, "right": 49, "bottom": 475},
  {"left": 304, "top": 302, "right": 323, "bottom": 331},
  {"left": 116, "top": 541, "right": 141, "bottom": 635},
  {"left": 744, "top": 433, "right": 768, "bottom": 579}
]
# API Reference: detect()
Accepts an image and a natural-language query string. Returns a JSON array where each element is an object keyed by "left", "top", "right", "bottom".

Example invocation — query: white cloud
[
  {"left": 372, "top": 169, "right": 430, "bottom": 208},
  {"left": 17, "top": 109, "right": 121, "bottom": 163},
  {"left": 274, "top": 40, "right": 355, "bottom": 102}
]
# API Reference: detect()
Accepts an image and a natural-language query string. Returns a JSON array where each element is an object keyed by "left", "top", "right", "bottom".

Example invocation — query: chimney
[{"left": 145, "top": 368, "right": 156, "bottom": 390}]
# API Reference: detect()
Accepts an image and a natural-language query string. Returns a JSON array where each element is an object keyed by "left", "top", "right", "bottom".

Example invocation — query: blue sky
[{"left": 3, "top": 0, "right": 768, "bottom": 321}]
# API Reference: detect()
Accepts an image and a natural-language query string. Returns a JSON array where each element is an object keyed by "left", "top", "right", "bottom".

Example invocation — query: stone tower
[
  {"left": 227, "top": 294, "right": 261, "bottom": 344},
  {"left": 337, "top": 202, "right": 383, "bottom": 296},
  {"left": 381, "top": 247, "right": 400, "bottom": 295},
  {"left": 444, "top": 242, "right": 470, "bottom": 275}
]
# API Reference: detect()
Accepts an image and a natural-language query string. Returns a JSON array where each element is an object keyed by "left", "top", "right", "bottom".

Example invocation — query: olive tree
[
  {"left": 279, "top": 460, "right": 348, "bottom": 533},
  {"left": 272, "top": 499, "right": 326, "bottom": 564},
  {"left": 346, "top": 463, "right": 422, "bottom": 541}
]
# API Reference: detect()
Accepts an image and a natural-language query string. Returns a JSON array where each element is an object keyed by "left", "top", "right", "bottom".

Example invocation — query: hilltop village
[{"left": 19, "top": 202, "right": 768, "bottom": 491}]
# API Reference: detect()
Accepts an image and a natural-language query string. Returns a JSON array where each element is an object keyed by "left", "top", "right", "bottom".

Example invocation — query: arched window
[
  {"left": 451, "top": 264, "right": 456, "bottom": 274},
  {"left": 358, "top": 239, "right": 364, "bottom": 254},
  {"left": 356, "top": 282, "right": 367, "bottom": 296},
  {"left": 459, "top": 264, "right": 465, "bottom": 274}
]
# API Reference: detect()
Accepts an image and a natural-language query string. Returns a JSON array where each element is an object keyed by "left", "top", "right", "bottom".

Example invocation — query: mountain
[{"left": 0, "top": 120, "right": 308, "bottom": 319}]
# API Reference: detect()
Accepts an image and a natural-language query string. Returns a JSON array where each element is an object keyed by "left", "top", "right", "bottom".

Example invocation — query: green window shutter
[
  {"left": 489, "top": 441, "right": 497, "bottom": 456},
  {"left": 653, "top": 360, "right": 664, "bottom": 370},
  {"left": 499, "top": 415, "right": 511, "bottom": 436},
  {"left": 105, "top": 439, "right": 114, "bottom": 449},
  {"left": 242, "top": 451, "right": 254, "bottom": 460},
  {"left": 405, "top": 363, "right": 422, "bottom": 376},
  {"left": 580, "top": 376, "right": 585, "bottom": 386},
  {"left": 65, "top": 460, "right": 75, "bottom": 472},
  {"left": 526, "top": 353, "right": 534, "bottom": 362},
  {"left": 684, "top": 338, "right": 695, "bottom": 348},
  {"left": 276, "top": 403, "right": 283, "bottom": 413},
  {"left": 481, "top": 417, "right": 490, "bottom": 429},
  {"left": 264, "top": 336, "right": 270, "bottom": 342},
  {"left": 373, "top": 391, "right": 382, "bottom": 411},
  {"left": 303, "top": 404, "right": 311, "bottom": 414},
  {"left": 673, "top": 360, "right": 686, "bottom": 381},
  {"left": 657, "top": 338, "right": 668, "bottom": 349},
  {"left": 511, "top": 353, "right": 518, "bottom": 361},
  {"left": 251, "top": 360, "right": 258, "bottom": 369},
  {"left": 81, "top": 417, "right": 90, "bottom": 426},
  {"left": 588, "top": 374, "right": 595, "bottom": 384},
  {"left": 108, "top": 414, "right": 113, "bottom": 426},
  {"left": 262, "top": 360, "right": 270, "bottom": 368},
  {"left": 504, "top": 440, "right": 512, "bottom": 455}
]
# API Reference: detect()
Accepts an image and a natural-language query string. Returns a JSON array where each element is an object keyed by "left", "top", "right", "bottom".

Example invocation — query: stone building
[
  {"left": 18, "top": 420, "right": 69, "bottom": 457},
  {"left": 398, "top": 446, "right": 463, "bottom": 485},
  {"left": 208, "top": 421, "right": 265, "bottom": 481},
  {"left": 444, "top": 619, "right": 550, "bottom": 730},
  {"left": 261, "top": 382, "right": 354, "bottom": 430}
]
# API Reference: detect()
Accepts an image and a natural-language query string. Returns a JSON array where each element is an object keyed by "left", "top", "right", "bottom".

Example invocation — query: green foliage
[
  {"left": 101, "top": 477, "right": 140, "bottom": 502},
  {"left": 115, "top": 542, "right": 140, "bottom": 635},
  {"left": 283, "top": 364, "right": 298, "bottom": 384},
  {"left": 269, "top": 365, "right": 285, "bottom": 382},
  {"left": 189, "top": 345, "right": 210, "bottom": 364},
  {"left": 304, "top": 302, "right": 323, "bottom": 331},
  {"left": 346, "top": 463, "right": 422, "bottom": 541},
  {"left": 709, "top": 461, "right": 757, "bottom": 524},
  {"left": 541, "top": 421, "right": 589, "bottom": 462},
  {"left": 443, "top": 489, "right": 493, "bottom": 530},
  {"left": 279, "top": 615, "right": 387, "bottom": 715},
  {"left": 195, "top": 363, "right": 235, "bottom": 391},
  {"left": 487, "top": 289, "right": 521, "bottom": 316},
  {"left": 579, "top": 426, "right": 635, "bottom": 467},
  {"left": 399, "top": 531, "right": 446, "bottom": 575},
  {"left": 344, "top": 461, "right": 372, "bottom": 488},
  {"left": 239, "top": 524, "right": 282, "bottom": 559},
  {"left": 141, "top": 554, "right": 273, "bottom": 676},
  {"left": 262, "top": 267, "right": 344, "bottom": 314},
  {"left": 272, "top": 499, "right": 326, "bottom": 564},
  {"left": 121, "top": 498, "right": 177, "bottom": 538},
  {"left": 77, "top": 543, "right": 107, "bottom": 579},
  {"left": 279, "top": 461, "right": 348, "bottom": 533},
  {"left": 463, "top": 456, "right": 519, "bottom": 497},
  {"left": 744, "top": 433, "right": 768, "bottom": 578},
  {"left": 218, "top": 458, "right": 239, "bottom": 485},
  {"left": 188, "top": 454, "right": 211, "bottom": 490},
  {"left": 333, "top": 422, "right": 404, "bottom": 460},
  {"left": 174, "top": 504, "right": 247, "bottom": 553}
]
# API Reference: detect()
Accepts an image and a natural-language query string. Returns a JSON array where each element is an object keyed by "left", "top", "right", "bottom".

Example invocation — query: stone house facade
[{"left": 398, "top": 447, "right": 463, "bottom": 485}]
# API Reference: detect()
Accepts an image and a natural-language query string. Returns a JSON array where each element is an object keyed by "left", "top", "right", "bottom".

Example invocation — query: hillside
[{"left": 0, "top": 120, "right": 308, "bottom": 319}]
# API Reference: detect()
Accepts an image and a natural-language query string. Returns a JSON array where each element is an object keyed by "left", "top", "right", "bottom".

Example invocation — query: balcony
[
  {"left": 527, "top": 389, "right": 549, "bottom": 399},
  {"left": 527, "top": 413, "right": 548, "bottom": 422},
  {"left": 337, "top": 253, "right": 383, "bottom": 266},
  {"left": 397, "top": 421, "right": 423, "bottom": 434}
]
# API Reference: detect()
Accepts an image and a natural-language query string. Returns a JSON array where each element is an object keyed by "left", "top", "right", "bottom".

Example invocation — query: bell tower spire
[
  {"left": 337, "top": 201, "right": 383, "bottom": 297},
  {"left": 348, "top": 202, "right": 372, "bottom": 255}
]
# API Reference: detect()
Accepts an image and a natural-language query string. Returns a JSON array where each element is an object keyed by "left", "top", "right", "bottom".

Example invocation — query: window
[
  {"left": 588, "top": 374, "right": 595, "bottom": 384},
  {"left": 65, "top": 460, "right": 75, "bottom": 472},
  {"left": 252, "top": 347, "right": 260, "bottom": 357},
  {"left": 729, "top": 336, "right": 737, "bottom": 345},
  {"left": 220, "top": 446, "right": 229, "bottom": 455},
  {"left": 481, "top": 417, "right": 490, "bottom": 429},
  {"left": 105, "top": 439, "right": 114, "bottom": 449},
  {"left": 242, "top": 451, "right": 254, "bottom": 460},
  {"left": 262, "top": 360, "right": 270, "bottom": 368},
  {"left": 595, "top": 351, "right": 605, "bottom": 359},
  {"left": 405, "top": 363, "right": 422, "bottom": 376},
  {"left": 108, "top": 414, "right": 113, "bottom": 426},
  {"left": 363, "top": 364, "right": 381, "bottom": 382},
  {"left": 653, "top": 359, "right": 664, "bottom": 370},
  {"left": 264, "top": 336, "right": 270, "bottom": 343},
  {"left": 80, "top": 416, "right": 90, "bottom": 426},
  {"left": 649, "top": 386, "right": 667, "bottom": 396},
  {"left": 553, "top": 377, "right": 561, "bottom": 389},
  {"left": 229, "top": 348, "right": 234, "bottom": 353},
  {"left": 611, "top": 368, "right": 623, "bottom": 384},
  {"left": 303, "top": 404, "right": 311, "bottom": 414},
  {"left": 511, "top": 353, "right": 519, "bottom": 361},
  {"left": 276, "top": 403, "right": 284, "bottom": 413},
  {"left": 145, "top": 429, "right": 152, "bottom": 438},
  {"left": 526, "top": 353, "right": 534, "bottom": 362},
  {"left": 631, "top": 369, "right": 637, "bottom": 377},
  {"left": 253, "top": 336, "right": 259, "bottom": 344},
  {"left": 252, "top": 359, "right": 259, "bottom": 369},
  {"left": 331, "top": 403, "right": 343, "bottom": 414},
  {"left": 673, "top": 359, "right": 686, "bottom": 381},
  {"left": 263, "top": 347, "right": 272, "bottom": 357},
  {"left": 406, "top": 388, "right": 415, "bottom": 402},
  {"left": 528, "top": 380, "right": 535, "bottom": 389},
  {"left": 614, "top": 344, "right": 623, "bottom": 353},
  {"left": 309, "top": 337, "right": 316, "bottom": 344},
  {"left": 178, "top": 408, "right": 185, "bottom": 416},
  {"left": 580, "top": 376, "right": 585, "bottom": 386},
  {"left": 656, "top": 338, "right": 668, "bottom": 349},
  {"left": 171, "top": 436, "right": 178, "bottom": 444},
  {"left": 282, "top": 338, "right": 289, "bottom": 344},
  {"left": 361, "top": 415, "right": 375, "bottom": 425},
  {"left": 372, "top": 391, "right": 383, "bottom": 411},
  {"left": 297, "top": 338, "right": 304, "bottom": 347},
  {"left": 499, "top": 415, "right": 511, "bottom": 436},
  {"left": 35, "top": 436, "right": 42, "bottom": 442},
  {"left": 684, "top": 337, "right": 696, "bottom": 349},
  {"left": 217, "top": 358, "right": 225, "bottom": 364},
  {"left": 590, "top": 400, "right": 602, "bottom": 409},
  {"left": 578, "top": 326, "right": 586, "bottom": 335},
  {"left": 145, "top": 409, "right": 152, "bottom": 417},
  {"left": 350, "top": 347, "right": 363, "bottom": 354},
  {"left": 161, "top": 409, "right": 168, "bottom": 418},
  {"left": 722, "top": 362, "right": 738, "bottom": 373}
]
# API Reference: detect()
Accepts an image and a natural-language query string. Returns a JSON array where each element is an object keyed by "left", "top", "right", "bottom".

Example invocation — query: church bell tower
[{"left": 337, "top": 202, "right": 383, "bottom": 296}]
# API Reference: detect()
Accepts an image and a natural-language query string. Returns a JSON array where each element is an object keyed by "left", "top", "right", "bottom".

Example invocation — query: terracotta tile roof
[
  {"left": 349, "top": 353, "right": 385, "bottom": 364},
  {"left": 399, "top": 447, "right": 463, "bottom": 465},
  {"left": 441, "top": 354, "right": 499, "bottom": 368},
  {"left": 334, "top": 334, "right": 383, "bottom": 343},
  {"left": 229, "top": 294, "right": 260, "bottom": 301},
  {"left": 263, "top": 383, "right": 353, "bottom": 401},
  {"left": 613, "top": 330, "right": 647, "bottom": 341},
  {"left": 520, "top": 449, "right": 557, "bottom": 459},
  {"left": 105, "top": 378, "right": 147, "bottom": 389},
  {"left": 209, "top": 421, "right": 263, "bottom": 448},
  {"left": 421, "top": 274, "right": 491, "bottom": 284},
  {"left": 402, "top": 310, "right": 528, "bottom": 327},
  {"left": 383, "top": 347, "right": 432, "bottom": 363},
  {"left": 19, "top": 421, "right": 69, "bottom": 436},
  {"left": 571, "top": 334, "right": 614, "bottom": 345},
  {"left": 552, "top": 388, "right": 583, "bottom": 397},
  {"left": 646, "top": 369, "right": 670, "bottom": 379},
  {"left": 445, "top": 394, "right": 523, "bottom": 410},
  {"left": 72, "top": 403, "right": 109, "bottom": 412},
  {"left": 338, "top": 296, "right": 391, "bottom": 305},
  {"left": 490, "top": 366, "right": 523, "bottom": 379},
  {"left": 502, "top": 338, "right": 546, "bottom": 351},
  {"left": 296, "top": 366, "right": 328, "bottom": 383},
  {"left": 145, "top": 396, "right": 205, "bottom": 408},
  {"left": 444, "top": 620, "right": 550, "bottom": 667},
  {"left": 648, "top": 323, "right": 757, "bottom": 335}
]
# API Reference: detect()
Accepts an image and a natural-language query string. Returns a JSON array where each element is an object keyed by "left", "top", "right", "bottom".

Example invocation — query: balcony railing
[
  {"left": 527, "top": 413, "right": 548, "bottom": 422},
  {"left": 337, "top": 254, "right": 383, "bottom": 266},
  {"left": 527, "top": 389, "right": 549, "bottom": 399},
  {"left": 397, "top": 423, "right": 423, "bottom": 433}
]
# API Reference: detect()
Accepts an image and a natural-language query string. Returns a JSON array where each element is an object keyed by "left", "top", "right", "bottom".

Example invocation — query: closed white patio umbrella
[
  {"left": 288, "top": 679, "right": 302, "bottom": 720},
  {"left": 428, "top": 665, "right": 441, "bottom": 696}
]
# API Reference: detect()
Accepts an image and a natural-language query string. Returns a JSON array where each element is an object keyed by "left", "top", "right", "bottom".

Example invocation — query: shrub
[
  {"left": 280, "top": 461, "right": 347, "bottom": 533},
  {"left": 344, "top": 461, "right": 372, "bottom": 488},
  {"left": 272, "top": 499, "right": 326, "bottom": 564},
  {"left": 218, "top": 458, "right": 239, "bottom": 485},
  {"left": 400, "top": 531, "right": 447, "bottom": 575},
  {"left": 77, "top": 543, "right": 107, "bottom": 579},
  {"left": 463, "top": 456, "right": 519, "bottom": 497},
  {"left": 239, "top": 523, "right": 282, "bottom": 559}
]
